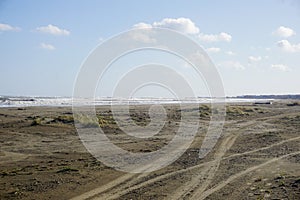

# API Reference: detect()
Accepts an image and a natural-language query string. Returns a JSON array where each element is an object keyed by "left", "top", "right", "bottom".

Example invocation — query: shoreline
[{"left": 0, "top": 96, "right": 280, "bottom": 108}]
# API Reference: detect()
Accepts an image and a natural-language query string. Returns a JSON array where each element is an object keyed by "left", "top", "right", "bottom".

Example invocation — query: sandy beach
[{"left": 0, "top": 101, "right": 299, "bottom": 199}]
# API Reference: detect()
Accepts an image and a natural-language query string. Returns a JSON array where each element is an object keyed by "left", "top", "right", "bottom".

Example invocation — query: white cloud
[
  {"left": 40, "top": 43, "right": 55, "bottom": 50},
  {"left": 36, "top": 24, "right": 70, "bottom": 36},
  {"left": 133, "top": 18, "right": 232, "bottom": 42},
  {"left": 198, "top": 32, "right": 232, "bottom": 42},
  {"left": 206, "top": 47, "right": 221, "bottom": 53},
  {"left": 248, "top": 56, "right": 262, "bottom": 63},
  {"left": 133, "top": 22, "right": 152, "bottom": 29},
  {"left": 0, "top": 23, "right": 21, "bottom": 31},
  {"left": 277, "top": 40, "right": 300, "bottom": 52},
  {"left": 219, "top": 60, "right": 245, "bottom": 70},
  {"left": 97, "top": 37, "right": 104, "bottom": 43},
  {"left": 273, "top": 26, "right": 296, "bottom": 38},
  {"left": 226, "top": 51, "right": 236, "bottom": 56},
  {"left": 184, "top": 50, "right": 211, "bottom": 69},
  {"left": 270, "top": 64, "right": 290, "bottom": 72},
  {"left": 152, "top": 18, "right": 199, "bottom": 34},
  {"left": 133, "top": 18, "right": 199, "bottom": 34},
  {"left": 128, "top": 30, "right": 156, "bottom": 43}
]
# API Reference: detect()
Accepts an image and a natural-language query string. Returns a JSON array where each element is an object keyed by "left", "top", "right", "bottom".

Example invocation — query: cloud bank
[{"left": 133, "top": 18, "right": 232, "bottom": 42}]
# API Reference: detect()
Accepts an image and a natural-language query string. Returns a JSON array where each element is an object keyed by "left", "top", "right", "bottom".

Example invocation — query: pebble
[
  {"left": 248, "top": 193, "right": 254, "bottom": 197},
  {"left": 250, "top": 186, "right": 256, "bottom": 191},
  {"left": 264, "top": 193, "right": 271, "bottom": 198}
]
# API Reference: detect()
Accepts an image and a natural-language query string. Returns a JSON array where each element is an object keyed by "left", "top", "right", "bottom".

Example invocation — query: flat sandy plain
[{"left": 0, "top": 101, "right": 299, "bottom": 199}]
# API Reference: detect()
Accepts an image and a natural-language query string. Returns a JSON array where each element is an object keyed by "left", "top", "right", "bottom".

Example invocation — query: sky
[{"left": 1, "top": 0, "right": 300, "bottom": 97}]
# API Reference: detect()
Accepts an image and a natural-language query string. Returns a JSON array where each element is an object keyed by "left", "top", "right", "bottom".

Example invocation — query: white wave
[{"left": 0, "top": 96, "right": 269, "bottom": 108}]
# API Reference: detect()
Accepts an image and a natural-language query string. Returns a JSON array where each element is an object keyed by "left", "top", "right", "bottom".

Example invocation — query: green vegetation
[
  {"left": 30, "top": 113, "right": 119, "bottom": 128},
  {"left": 98, "top": 115, "right": 116, "bottom": 127},
  {"left": 31, "top": 115, "right": 74, "bottom": 126},
  {"left": 74, "top": 114, "right": 99, "bottom": 128},
  {"left": 199, "top": 104, "right": 211, "bottom": 118},
  {"left": 226, "top": 106, "right": 265, "bottom": 117},
  {"left": 198, "top": 105, "right": 266, "bottom": 119},
  {"left": 53, "top": 115, "right": 74, "bottom": 124},
  {"left": 73, "top": 113, "right": 119, "bottom": 128},
  {"left": 287, "top": 102, "right": 300, "bottom": 106},
  {"left": 226, "top": 106, "right": 252, "bottom": 116},
  {"left": 29, "top": 105, "right": 268, "bottom": 127},
  {"left": 31, "top": 117, "right": 43, "bottom": 126}
]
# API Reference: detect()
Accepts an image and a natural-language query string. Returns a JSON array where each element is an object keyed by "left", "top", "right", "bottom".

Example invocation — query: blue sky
[{"left": 1, "top": 0, "right": 300, "bottom": 97}]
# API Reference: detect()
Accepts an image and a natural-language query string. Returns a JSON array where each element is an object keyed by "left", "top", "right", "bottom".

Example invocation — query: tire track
[
  {"left": 70, "top": 111, "right": 300, "bottom": 200},
  {"left": 90, "top": 121, "right": 258, "bottom": 200},
  {"left": 70, "top": 173, "right": 141, "bottom": 200},
  {"left": 71, "top": 120, "right": 253, "bottom": 200},
  {"left": 170, "top": 121, "right": 257, "bottom": 200},
  {"left": 196, "top": 151, "right": 300, "bottom": 200},
  {"left": 98, "top": 135, "right": 300, "bottom": 200},
  {"left": 184, "top": 112, "right": 300, "bottom": 199}
]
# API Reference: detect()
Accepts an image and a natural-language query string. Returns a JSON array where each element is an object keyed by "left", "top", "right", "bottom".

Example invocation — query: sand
[{"left": 0, "top": 102, "right": 299, "bottom": 199}]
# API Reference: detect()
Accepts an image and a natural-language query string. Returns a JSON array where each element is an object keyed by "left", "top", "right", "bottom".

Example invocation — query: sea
[{"left": 0, "top": 96, "right": 272, "bottom": 108}]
